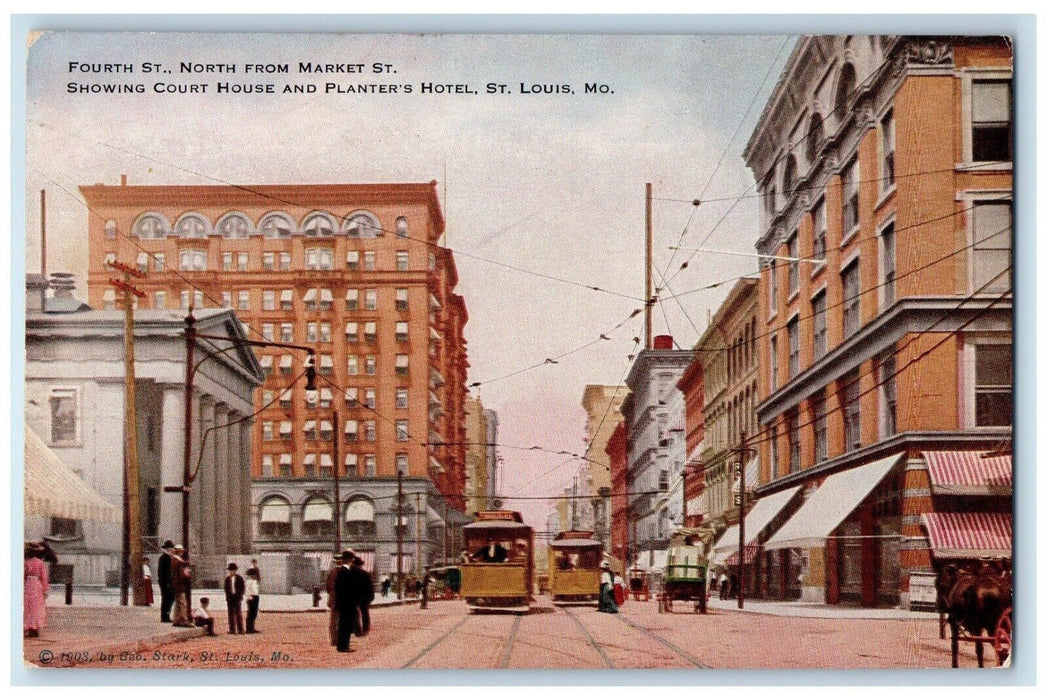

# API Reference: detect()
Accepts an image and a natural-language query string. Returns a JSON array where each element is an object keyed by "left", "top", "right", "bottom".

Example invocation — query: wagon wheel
[
  {"left": 694, "top": 599, "right": 701, "bottom": 613},
  {"left": 994, "top": 607, "right": 1012, "bottom": 666},
  {"left": 657, "top": 595, "right": 665, "bottom": 613}
]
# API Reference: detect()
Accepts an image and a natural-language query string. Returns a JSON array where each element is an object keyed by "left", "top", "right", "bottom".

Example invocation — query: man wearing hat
[
  {"left": 333, "top": 549, "right": 361, "bottom": 652},
  {"left": 157, "top": 540, "right": 175, "bottom": 623},
  {"left": 324, "top": 552, "right": 345, "bottom": 646},
  {"left": 171, "top": 545, "right": 194, "bottom": 627},
  {"left": 224, "top": 562, "right": 246, "bottom": 634}
]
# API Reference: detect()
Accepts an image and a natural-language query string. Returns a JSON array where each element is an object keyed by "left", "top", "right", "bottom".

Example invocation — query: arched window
[
  {"left": 834, "top": 63, "right": 857, "bottom": 119},
  {"left": 396, "top": 216, "right": 408, "bottom": 238},
  {"left": 343, "top": 211, "right": 381, "bottom": 239},
  {"left": 806, "top": 113, "right": 824, "bottom": 165},
  {"left": 259, "top": 212, "right": 294, "bottom": 238},
  {"left": 302, "top": 497, "right": 334, "bottom": 538},
  {"left": 344, "top": 497, "right": 376, "bottom": 539},
  {"left": 174, "top": 213, "right": 210, "bottom": 239},
  {"left": 104, "top": 219, "right": 118, "bottom": 240},
  {"left": 302, "top": 211, "right": 337, "bottom": 237},
  {"left": 216, "top": 212, "right": 251, "bottom": 239},
  {"left": 258, "top": 496, "right": 292, "bottom": 538},
  {"left": 782, "top": 155, "right": 798, "bottom": 199},
  {"left": 131, "top": 213, "right": 169, "bottom": 239}
]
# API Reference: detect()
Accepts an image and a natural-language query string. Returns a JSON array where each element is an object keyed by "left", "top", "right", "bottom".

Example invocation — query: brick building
[
  {"left": 81, "top": 180, "right": 471, "bottom": 580},
  {"left": 743, "top": 36, "right": 1012, "bottom": 606},
  {"left": 606, "top": 421, "right": 629, "bottom": 566},
  {"left": 580, "top": 384, "right": 626, "bottom": 551}
]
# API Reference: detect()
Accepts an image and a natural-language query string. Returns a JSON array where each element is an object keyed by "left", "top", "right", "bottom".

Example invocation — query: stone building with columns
[{"left": 25, "top": 276, "right": 263, "bottom": 587}]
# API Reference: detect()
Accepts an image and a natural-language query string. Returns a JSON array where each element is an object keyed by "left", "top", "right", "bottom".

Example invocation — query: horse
[{"left": 936, "top": 561, "right": 1012, "bottom": 668}]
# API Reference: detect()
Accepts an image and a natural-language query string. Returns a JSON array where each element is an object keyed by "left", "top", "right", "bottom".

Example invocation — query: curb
[{"left": 272, "top": 598, "right": 421, "bottom": 613}]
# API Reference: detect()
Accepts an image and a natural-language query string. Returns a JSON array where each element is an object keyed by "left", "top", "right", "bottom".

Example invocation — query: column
[
  {"left": 214, "top": 403, "right": 230, "bottom": 556},
  {"left": 241, "top": 421, "right": 253, "bottom": 553},
  {"left": 159, "top": 387, "right": 185, "bottom": 547},
  {"left": 899, "top": 454, "right": 933, "bottom": 608},
  {"left": 226, "top": 412, "right": 243, "bottom": 555},
  {"left": 198, "top": 398, "right": 217, "bottom": 561}
]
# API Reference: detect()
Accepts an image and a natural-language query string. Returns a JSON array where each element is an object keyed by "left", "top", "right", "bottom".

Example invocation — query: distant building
[
  {"left": 484, "top": 408, "right": 499, "bottom": 504},
  {"left": 607, "top": 421, "right": 629, "bottom": 565},
  {"left": 25, "top": 275, "right": 263, "bottom": 587},
  {"left": 580, "top": 384, "right": 626, "bottom": 551},
  {"left": 675, "top": 352, "right": 705, "bottom": 527},
  {"left": 463, "top": 395, "right": 489, "bottom": 515}
]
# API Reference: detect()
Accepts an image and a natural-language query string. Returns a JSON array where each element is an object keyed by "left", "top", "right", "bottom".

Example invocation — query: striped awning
[
  {"left": 922, "top": 451, "right": 1012, "bottom": 495},
  {"left": 920, "top": 512, "right": 1012, "bottom": 559},
  {"left": 726, "top": 545, "right": 759, "bottom": 567}
]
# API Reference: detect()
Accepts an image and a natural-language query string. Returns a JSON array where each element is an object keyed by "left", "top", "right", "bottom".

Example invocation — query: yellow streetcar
[
  {"left": 460, "top": 511, "right": 534, "bottom": 612},
  {"left": 548, "top": 530, "right": 603, "bottom": 605}
]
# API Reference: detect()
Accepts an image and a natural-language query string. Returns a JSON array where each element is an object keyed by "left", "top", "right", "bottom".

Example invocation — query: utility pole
[
  {"left": 332, "top": 408, "right": 341, "bottom": 553},
  {"left": 180, "top": 310, "right": 196, "bottom": 604},
  {"left": 443, "top": 502, "right": 449, "bottom": 566},
  {"left": 40, "top": 190, "right": 46, "bottom": 278},
  {"left": 396, "top": 468, "right": 404, "bottom": 600},
  {"left": 108, "top": 261, "right": 147, "bottom": 606},
  {"left": 415, "top": 492, "right": 422, "bottom": 577},
  {"left": 645, "top": 182, "right": 653, "bottom": 350},
  {"left": 736, "top": 430, "right": 749, "bottom": 610}
]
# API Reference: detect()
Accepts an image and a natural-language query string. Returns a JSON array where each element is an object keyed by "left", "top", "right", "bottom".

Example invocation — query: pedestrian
[
  {"left": 719, "top": 571, "right": 728, "bottom": 600},
  {"left": 245, "top": 567, "right": 261, "bottom": 633},
  {"left": 141, "top": 556, "right": 154, "bottom": 606},
  {"left": 334, "top": 549, "right": 361, "bottom": 652},
  {"left": 325, "top": 552, "right": 344, "bottom": 646},
  {"left": 352, "top": 557, "right": 374, "bottom": 636},
  {"left": 420, "top": 567, "right": 432, "bottom": 610},
  {"left": 170, "top": 545, "right": 193, "bottom": 627},
  {"left": 613, "top": 570, "right": 626, "bottom": 607},
  {"left": 729, "top": 573, "right": 739, "bottom": 599},
  {"left": 459, "top": 548, "right": 471, "bottom": 564},
  {"left": 597, "top": 562, "right": 618, "bottom": 613},
  {"left": 250, "top": 558, "right": 262, "bottom": 585},
  {"left": 380, "top": 573, "right": 391, "bottom": 598},
  {"left": 224, "top": 562, "right": 246, "bottom": 634},
  {"left": 158, "top": 539, "right": 175, "bottom": 622},
  {"left": 23, "top": 542, "right": 50, "bottom": 638},
  {"left": 193, "top": 597, "right": 216, "bottom": 636}
]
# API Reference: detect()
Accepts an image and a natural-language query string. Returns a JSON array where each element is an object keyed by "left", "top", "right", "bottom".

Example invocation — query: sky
[{"left": 24, "top": 31, "right": 794, "bottom": 529}]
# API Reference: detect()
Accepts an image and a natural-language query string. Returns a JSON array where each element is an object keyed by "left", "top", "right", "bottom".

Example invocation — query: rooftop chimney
[
  {"left": 49, "top": 272, "right": 76, "bottom": 299},
  {"left": 653, "top": 334, "right": 674, "bottom": 350},
  {"left": 120, "top": 174, "right": 128, "bottom": 186},
  {"left": 25, "top": 274, "right": 48, "bottom": 314}
]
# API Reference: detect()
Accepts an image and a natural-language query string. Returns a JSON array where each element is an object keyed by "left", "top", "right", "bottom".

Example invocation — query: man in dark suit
[
  {"left": 224, "top": 563, "right": 246, "bottom": 634},
  {"left": 157, "top": 540, "right": 175, "bottom": 622},
  {"left": 352, "top": 556, "right": 374, "bottom": 636},
  {"left": 474, "top": 541, "right": 508, "bottom": 563},
  {"left": 334, "top": 550, "right": 360, "bottom": 652}
]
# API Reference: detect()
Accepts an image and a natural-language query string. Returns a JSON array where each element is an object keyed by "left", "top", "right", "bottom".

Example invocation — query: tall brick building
[
  {"left": 82, "top": 180, "right": 470, "bottom": 578},
  {"left": 742, "top": 36, "right": 1012, "bottom": 607}
]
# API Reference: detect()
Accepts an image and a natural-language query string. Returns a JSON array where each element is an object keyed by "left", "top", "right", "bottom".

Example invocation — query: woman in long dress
[
  {"left": 24, "top": 544, "right": 50, "bottom": 637},
  {"left": 597, "top": 562, "right": 618, "bottom": 613}
]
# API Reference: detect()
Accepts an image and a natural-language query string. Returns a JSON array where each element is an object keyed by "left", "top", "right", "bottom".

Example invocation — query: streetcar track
[
  {"left": 615, "top": 612, "right": 711, "bottom": 668},
  {"left": 498, "top": 613, "right": 523, "bottom": 668},
  {"left": 561, "top": 606, "right": 615, "bottom": 668},
  {"left": 400, "top": 613, "right": 471, "bottom": 668}
]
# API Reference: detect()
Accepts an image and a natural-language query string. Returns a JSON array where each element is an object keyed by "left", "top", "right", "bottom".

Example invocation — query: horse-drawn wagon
[{"left": 657, "top": 526, "right": 714, "bottom": 614}]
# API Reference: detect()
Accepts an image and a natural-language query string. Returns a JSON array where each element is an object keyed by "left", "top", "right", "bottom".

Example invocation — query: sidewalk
[
  {"left": 48, "top": 587, "right": 421, "bottom": 611},
  {"left": 703, "top": 595, "right": 939, "bottom": 620}
]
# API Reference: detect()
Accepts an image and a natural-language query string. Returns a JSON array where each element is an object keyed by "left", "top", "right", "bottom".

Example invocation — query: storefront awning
[
  {"left": 922, "top": 451, "right": 1012, "bottom": 496},
  {"left": 24, "top": 425, "right": 121, "bottom": 523},
  {"left": 763, "top": 452, "right": 905, "bottom": 551},
  {"left": 921, "top": 512, "right": 1012, "bottom": 560},
  {"left": 725, "top": 545, "right": 759, "bottom": 567},
  {"left": 259, "top": 498, "right": 291, "bottom": 523},
  {"left": 303, "top": 499, "right": 333, "bottom": 522},
  {"left": 710, "top": 485, "right": 802, "bottom": 565}
]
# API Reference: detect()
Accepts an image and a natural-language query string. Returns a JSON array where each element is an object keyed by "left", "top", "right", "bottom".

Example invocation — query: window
[
  {"left": 812, "top": 291, "right": 827, "bottom": 360},
  {"left": 306, "top": 322, "right": 318, "bottom": 343},
  {"left": 770, "top": 335, "right": 778, "bottom": 390},
  {"left": 279, "top": 389, "right": 292, "bottom": 409},
  {"left": 812, "top": 198, "right": 826, "bottom": 264},
  {"left": 396, "top": 321, "right": 409, "bottom": 342},
  {"left": 396, "top": 388, "right": 408, "bottom": 409},
  {"left": 302, "top": 499, "right": 333, "bottom": 538},
  {"left": 787, "top": 233, "right": 799, "bottom": 296},
  {"left": 49, "top": 388, "right": 78, "bottom": 444},
  {"left": 155, "top": 291, "right": 167, "bottom": 309},
  {"left": 279, "top": 454, "right": 292, "bottom": 477},
  {"left": 365, "top": 355, "right": 376, "bottom": 376},
  {"left": 428, "top": 252, "right": 437, "bottom": 271},
  {"left": 319, "top": 420, "right": 333, "bottom": 441},
  {"left": 842, "top": 371, "right": 861, "bottom": 451},
  {"left": 880, "top": 352, "right": 897, "bottom": 438},
  {"left": 782, "top": 155, "right": 797, "bottom": 200},
  {"left": 787, "top": 410, "right": 801, "bottom": 472},
  {"left": 787, "top": 317, "right": 799, "bottom": 378},
  {"left": 261, "top": 455, "right": 274, "bottom": 478},
  {"left": 262, "top": 252, "right": 275, "bottom": 271},
  {"left": 280, "top": 323, "right": 293, "bottom": 343},
  {"left": 769, "top": 425, "right": 779, "bottom": 479},
  {"left": 346, "top": 289, "right": 359, "bottom": 310},
  {"left": 768, "top": 262, "right": 778, "bottom": 315},
  {"left": 237, "top": 252, "right": 249, "bottom": 272},
  {"left": 279, "top": 355, "right": 293, "bottom": 376},
  {"left": 396, "top": 251, "right": 409, "bottom": 271},
  {"left": 105, "top": 219, "right": 117, "bottom": 240},
  {"left": 222, "top": 252, "right": 234, "bottom": 271},
  {"left": 364, "top": 388, "right": 376, "bottom": 409},
  {"left": 258, "top": 497, "right": 292, "bottom": 538},
  {"left": 179, "top": 290, "right": 190, "bottom": 310},
  {"left": 345, "top": 213, "right": 380, "bottom": 239},
  {"left": 974, "top": 344, "right": 1012, "bottom": 426},
  {"left": 813, "top": 390, "right": 828, "bottom": 463},
  {"left": 365, "top": 289, "right": 377, "bottom": 310},
  {"left": 363, "top": 251, "right": 376, "bottom": 271},
  {"left": 345, "top": 388, "right": 358, "bottom": 407},
  {"left": 347, "top": 251, "right": 360, "bottom": 270},
  {"left": 364, "top": 420, "right": 376, "bottom": 442},
  {"left": 806, "top": 113, "right": 823, "bottom": 165},
  {"left": 179, "top": 249, "right": 207, "bottom": 271},
  {"left": 320, "top": 355, "right": 333, "bottom": 375},
  {"left": 133, "top": 214, "right": 167, "bottom": 239},
  {"left": 50, "top": 517, "right": 80, "bottom": 539},
  {"left": 842, "top": 157, "right": 860, "bottom": 234},
  {"left": 262, "top": 421, "right": 274, "bottom": 441},
  {"left": 364, "top": 322, "right": 377, "bottom": 343},
  {"left": 305, "top": 248, "right": 334, "bottom": 271},
  {"left": 345, "top": 420, "right": 359, "bottom": 442},
  {"left": 842, "top": 259, "right": 861, "bottom": 337},
  {"left": 396, "top": 420, "right": 409, "bottom": 442},
  {"left": 262, "top": 290, "right": 276, "bottom": 311},
  {"left": 237, "top": 291, "right": 250, "bottom": 310},
  {"left": 396, "top": 354, "right": 409, "bottom": 376},
  {"left": 280, "top": 289, "right": 293, "bottom": 310},
  {"left": 154, "top": 252, "right": 165, "bottom": 271},
  {"left": 347, "top": 355, "right": 359, "bottom": 375},
  {"left": 396, "top": 288, "right": 408, "bottom": 310},
  {"left": 972, "top": 200, "right": 1012, "bottom": 293},
  {"left": 971, "top": 80, "right": 1012, "bottom": 162},
  {"left": 319, "top": 322, "right": 331, "bottom": 343},
  {"left": 279, "top": 252, "right": 291, "bottom": 271},
  {"left": 262, "top": 323, "right": 275, "bottom": 342},
  {"left": 175, "top": 214, "right": 208, "bottom": 238},
  {"left": 396, "top": 453, "right": 408, "bottom": 473},
  {"left": 303, "top": 212, "right": 335, "bottom": 237},
  {"left": 136, "top": 252, "right": 149, "bottom": 274},
  {"left": 763, "top": 176, "right": 776, "bottom": 221},
  {"left": 346, "top": 322, "right": 359, "bottom": 342},
  {"left": 344, "top": 497, "right": 376, "bottom": 538},
  {"left": 881, "top": 110, "right": 895, "bottom": 190},
  {"left": 218, "top": 213, "right": 250, "bottom": 239},
  {"left": 881, "top": 223, "right": 896, "bottom": 307},
  {"left": 658, "top": 469, "right": 669, "bottom": 491},
  {"left": 396, "top": 217, "right": 408, "bottom": 237},
  {"left": 194, "top": 290, "right": 204, "bottom": 309}
]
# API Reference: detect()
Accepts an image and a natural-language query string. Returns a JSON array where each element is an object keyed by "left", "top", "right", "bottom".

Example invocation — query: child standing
[{"left": 245, "top": 567, "right": 261, "bottom": 633}]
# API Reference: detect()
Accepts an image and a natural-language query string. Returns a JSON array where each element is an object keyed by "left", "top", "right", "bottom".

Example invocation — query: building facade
[
  {"left": 580, "top": 384, "right": 626, "bottom": 551},
  {"left": 744, "top": 36, "right": 1012, "bottom": 606},
  {"left": 675, "top": 353, "right": 705, "bottom": 527},
  {"left": 463, "top": 395, "right": 490, "bottom": 515},
  {"left": 484, "top": 408, "right": 500, "bottom": 505},
  {"left": 622, "top": 337, "right": 695, "bottom": 566},
  {"left": 25, "top": 279, "right": 263, "bottom": 587},
  {"left": 607, "top": 421, "right": 629, "bottom": 565}
]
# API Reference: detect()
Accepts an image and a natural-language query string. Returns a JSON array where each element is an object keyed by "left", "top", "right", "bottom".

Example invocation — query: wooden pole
[
  {"left": 415, "top": 492, "right": 422, "bottom": 577},
  {"left": 645, "top": 182, "right": 653, "bottom": 350},
  {"left": 396, "top": 469, "right": 404, "bottom": 599},
  {"left": 332, "top": 408, "right": 341, "bottom": 553}
]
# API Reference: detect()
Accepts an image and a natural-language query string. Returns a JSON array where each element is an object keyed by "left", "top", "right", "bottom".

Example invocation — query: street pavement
[{"left": 23, "top": 594, "right": 998, "bottom": 670}]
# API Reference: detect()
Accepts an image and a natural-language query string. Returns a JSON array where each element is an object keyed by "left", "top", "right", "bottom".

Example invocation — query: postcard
[{"left": 19, "top": 27, "right": 1017, "bottom": 673}]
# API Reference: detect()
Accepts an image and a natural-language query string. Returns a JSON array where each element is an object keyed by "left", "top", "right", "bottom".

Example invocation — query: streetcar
[
  {"left": 460, "top": 510, "right": 535, "bottom": 612},
  {"left": 548, "top": 530, "right": 602, "bottom": 605}
]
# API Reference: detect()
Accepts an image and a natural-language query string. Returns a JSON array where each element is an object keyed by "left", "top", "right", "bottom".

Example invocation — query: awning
[
  {"left": 279, "top": 453, "right": 292, "bottom": 466},
  {"left": 280, "top": 355, "right": 293, "bottom": 368},
  {"left": 24, "top": 425, "right": 120, "bottom": 523},
  {"left": 921, "top": 512, "right": 1012, "bottom": 559},
  {"left": 259, "top": 355, "right": 273, "bottom": 368},
  {"left": 922, "top": 451, "right": 1012, "bottom": 496},
  {"left": 303, "top": 499, "right": 333, "bottom": 522},
  {"left": 347, "top": 251, "right": 359, "bottom": 264},
  {"left": 346, "top": 322, "right": 357, "bottom": 335},
  {"left": 320, "top": 453, "right": 333, "bottom": 468},
  {"left": 429, "top": 293, "right": 441, "bottom": 310},
  {"left": 345, "top": 454, "right": 358, "bottom": 467},
  {"left": 259, "top": 498, "right": 291, "bottom": 523},
  {"left": 430, "top": 326, "right": 442, "bottom": 341},
  {"left": 345, "top": 420, "right": 358, "bottom": 434},
  {"left": 345, "top": 289, "right": 358, "bottom": 302},
  {"left": 710, "top": 485, "right": 802, "bottom": 564},
  {"left": 427, "top": 506, "right": 445, "bottom": 524},
  {"left": 280, "top": 289, "right": 293, "bottom": 302},
  {"left": 320, "top": 356, "right": 334, "bottom": 370},
  {"left": 303, "top": 288, "right": 317, "bottom": 302},
  {"left": 686, "top": 491, "right": 706, "bottom": 518},
  {"left": 320, "top": 388, "right": 332, "bottom": 402},
  {"left": 304, "top": 453, "right": 316, "bottom": 465},
  {"left": 279, "top": 421, "right": 292, "bottom": 435},
  {"left": 725, "top": 545, "right": 760, "bottom": 567},
  {"left": 345, "top": 498, "right": 375, "bottom": 522},
  {"left": 364, "top": 322, "right": 376, "bottom": 335},
  {"left": 279, "top": 389, "right": 292, "bottom": 401},
  {"left": 764, "top": 452, "right": 905, "bottom": 550},
  {"left": 320, "top": 289, "right": 333, "bottom": 303},
  {"left": 396, "top": 355, "right": 409, "bottom": 368},
  {"left": 303, "top": 420, "right": 316, "bottom": 433},
  {"left": 320, "top": 420, "right": 333, "bottom": 433},
  {"left": 389, "top": 554, "right": 413, "bottom": 572}
]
